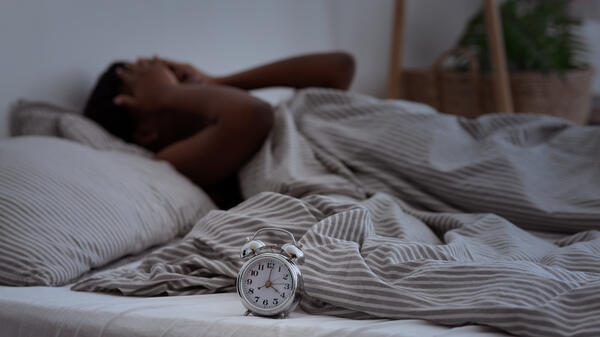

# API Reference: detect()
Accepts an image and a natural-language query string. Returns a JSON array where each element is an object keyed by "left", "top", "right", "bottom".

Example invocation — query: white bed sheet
[
  {"left": 0, "top": 286, "right": 511, "bottom": 337},
  {"left": 0, "top": 239, "right": 511, "bottom": 337}
]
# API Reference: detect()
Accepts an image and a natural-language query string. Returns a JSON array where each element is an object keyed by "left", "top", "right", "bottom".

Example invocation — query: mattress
[
  {"left": 0, "top": 285, "right": 510, "bottom": 337},
  {"left": 0, "top": 243, "right": 509, "bottom": 337}
]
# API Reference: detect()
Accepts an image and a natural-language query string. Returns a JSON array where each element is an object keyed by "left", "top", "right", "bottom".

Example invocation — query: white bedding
[
  {"left": 4, "top": 89, "right": 598, "bottom": 337},
  {"left": 70, "top": 89, "right": 600, "bottom": 337},
  {"left": 0, "top": 285, "right": 509, "bottom": 337},
  {"left": 0, "top": 240, "right": 509, "bottom": 337}
]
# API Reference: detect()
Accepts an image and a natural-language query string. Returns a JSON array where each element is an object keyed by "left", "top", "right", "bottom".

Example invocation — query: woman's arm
[
  {"left": 159, "top": 52, "right": 356, "bottom": 91},
  {"left": 115, "top": 61, "right": 273, "bottom": 188},
  {"left": 215, "top": 52, "right": 356, "bottom": 90},
  {"left": 153, "top": 84, "right": 273, "bottom": 187}
]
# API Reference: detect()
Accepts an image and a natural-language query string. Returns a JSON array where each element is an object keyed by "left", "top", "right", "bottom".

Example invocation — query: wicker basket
[{"left": 402, "top": 49, "right": 596, "bottom": 125}]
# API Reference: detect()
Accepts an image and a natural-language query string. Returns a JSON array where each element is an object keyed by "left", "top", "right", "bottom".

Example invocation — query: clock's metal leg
[
  {"left": 279, "top": 312, "right": 287, "bottom": 319},
  {"left": 243, "top": 310, "right": 251, "bottom": 316}
]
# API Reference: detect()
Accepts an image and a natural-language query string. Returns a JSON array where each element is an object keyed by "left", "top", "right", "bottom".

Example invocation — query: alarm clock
[{"left": 236, "top": 228, "right": 304, "bottom": 318}]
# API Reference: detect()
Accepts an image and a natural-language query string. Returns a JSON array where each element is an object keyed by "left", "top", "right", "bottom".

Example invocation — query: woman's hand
[
  {"left": 153, "top": 56, "right": 216, "bottom": 85},
  {"left": 114, "top": 59, "right": 178, "bottom": 113}
]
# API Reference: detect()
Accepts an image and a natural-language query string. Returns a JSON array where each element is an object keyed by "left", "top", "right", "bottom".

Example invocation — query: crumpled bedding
[{"left": 73, "top": 89, "right": 600, "bottom": 337}]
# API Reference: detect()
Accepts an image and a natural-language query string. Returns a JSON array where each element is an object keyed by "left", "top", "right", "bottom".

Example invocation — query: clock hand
[
  {"left": 268, "top": 265, "right": 274, "bottom": 281},
  {"left": 258, "top": 280, "right": 273, "bottom": 290},
  {"left": 271, "top": 286, "right": 280, "bottom": 294}
]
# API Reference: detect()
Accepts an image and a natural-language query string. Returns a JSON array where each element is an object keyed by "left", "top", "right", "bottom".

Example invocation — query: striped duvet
[{"left": 73, "top": 89, "right": 600, "bottom": 337}]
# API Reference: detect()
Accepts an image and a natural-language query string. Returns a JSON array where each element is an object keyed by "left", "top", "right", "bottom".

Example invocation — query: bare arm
[
  {"left": 154, "top": 85, "right": 273, "bottom": 187},
  {"left": 215, "top": 52, "right": 356, "bottom": 90},
  {"left": 115, "top": 62, "right": 273, "bottom": 188},
  {"left": 161, "top": 52, "right": 356, "bottom": 91}
]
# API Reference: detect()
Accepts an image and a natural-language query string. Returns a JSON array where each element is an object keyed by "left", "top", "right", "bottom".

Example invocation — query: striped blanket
[{"left": 73, "top": 89, "right": 600, "bottom": 337}]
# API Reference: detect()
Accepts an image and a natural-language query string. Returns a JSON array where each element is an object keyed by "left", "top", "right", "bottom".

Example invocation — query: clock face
[{"left": 240, "top": 256, "right": 294, "bottom": 311}]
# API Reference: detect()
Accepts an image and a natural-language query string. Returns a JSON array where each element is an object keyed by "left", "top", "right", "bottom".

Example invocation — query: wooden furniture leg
[
  {"left": 386, "top": 0, "right": 405, "bottom": 99},
  {"left": 483, "top": 0, "right": 514, "bottom": 112},
  {"left": 386, "top": 0, "right": 514, "bottom": 113}
]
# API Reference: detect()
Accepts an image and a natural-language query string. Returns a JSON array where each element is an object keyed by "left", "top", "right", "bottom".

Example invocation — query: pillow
[
  {"left": 10, "top": 100, "right": 152, "bottom": 157},
  {"left": 59, "top": 113, "right": 152, "bottom": 157},
  {"left": 0, "top": 136, "right": 216, "bottom": 286},
  {"left": 9, "top": 100, "right": 66, "bottom": 137}
]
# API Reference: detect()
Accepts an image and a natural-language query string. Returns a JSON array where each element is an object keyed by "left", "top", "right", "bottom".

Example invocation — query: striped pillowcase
[{"left": 0, "top": 136, "right": 216, "bottom": 286}]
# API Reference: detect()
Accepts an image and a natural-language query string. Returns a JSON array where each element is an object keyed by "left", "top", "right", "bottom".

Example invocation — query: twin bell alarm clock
[{"left": 236, "top": 228, "right": 304, "bottom": 318}]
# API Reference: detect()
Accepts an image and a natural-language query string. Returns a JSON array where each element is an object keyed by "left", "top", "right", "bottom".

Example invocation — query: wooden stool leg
[
  {"left": 483, "top": 0, "right": 514, "bottom": 112},
  {"left": 386, "top": 0, "right": 405, "bottom": 99}
]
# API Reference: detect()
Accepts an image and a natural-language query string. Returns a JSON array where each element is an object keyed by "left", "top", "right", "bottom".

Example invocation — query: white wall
[
  {"left": 1, "top": 0, "right": 598, "bottom": 138},
  {"left": 0, "top": 0, "right": 391, "bottom": 138},
  {"left": 581, "top": 20, "right": 600, "bottom": 94}
]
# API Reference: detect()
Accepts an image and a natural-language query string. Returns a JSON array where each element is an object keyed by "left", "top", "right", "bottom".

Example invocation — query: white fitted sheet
[
  {"left": 0, "top": 284, "right": 511, "bottom": 337},
  {"left": 0, "top": 239, "right": 511, "bottom": 337}
]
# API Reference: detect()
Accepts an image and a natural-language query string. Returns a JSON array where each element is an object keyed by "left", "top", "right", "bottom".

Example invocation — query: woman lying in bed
[{"left": 84, "top": 52, "right": 356, "bottom": 208}]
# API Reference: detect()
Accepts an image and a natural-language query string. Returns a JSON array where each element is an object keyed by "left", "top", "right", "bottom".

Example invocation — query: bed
[
  {"left": 0, "top": 247, "right": 510, "bottom": 337},
  {"left": 1, "top": 88, "right": 599, "bottom": 337}
]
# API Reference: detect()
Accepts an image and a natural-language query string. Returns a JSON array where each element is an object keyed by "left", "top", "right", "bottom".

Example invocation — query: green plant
[{"left": 456, "top": 0, "right": 587, "bottom": 73}]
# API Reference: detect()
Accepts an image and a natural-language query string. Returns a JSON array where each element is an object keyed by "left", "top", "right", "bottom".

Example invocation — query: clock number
[
  {"left": 254, "top": 296, "right": 259, "bottom": 302},
  {"left": 281, "top": 292, "right": 286, "bottom": 298},
  {"left": 267, "top": 262, "right": 274, "bottom": 269},
  {"left": 248, "top": 288, "right": 254, "bottom": 294},
  {"left": 273, "top": 298, "right": 279, "bottom": 305},
  {"left": 278, "top": 266, "right": 282, "bottom": 272},
  {"left": 258, "top": 264, "right": 265, "bottom": 271},
  {"left": 246, "top": 278, "right": 252, "bottom": 285},
  {"left": 263, "top": 299, "right": 269, "bottom": 305},
  {"left": 250, "top": 270, "right": 258, "bottom": 276},
  {"left": 282, "top": 274, "right": 288, "bottom": 280},
  {"left": 284, "top": 283, "right": 290, "bottom": 290}
]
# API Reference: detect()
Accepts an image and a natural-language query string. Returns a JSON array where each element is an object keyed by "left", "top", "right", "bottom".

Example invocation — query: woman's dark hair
[{"left": 83, "top": 62, "right": 136, "bottom": 142}]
